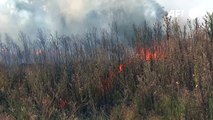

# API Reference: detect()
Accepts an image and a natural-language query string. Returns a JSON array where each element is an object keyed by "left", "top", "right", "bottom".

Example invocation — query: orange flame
[
  {"left": 119, "top": 64, "right": 125, "bottom": 73},
  {"left": 100, "top": 43, "right": 165, "bottom": 94},
  {"left": 136, "top": 46, "right": 164, "bottom": 61}
]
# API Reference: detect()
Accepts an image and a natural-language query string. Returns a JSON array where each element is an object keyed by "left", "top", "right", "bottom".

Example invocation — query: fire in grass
[
  {"left": 136, "top": 44, "right": 165, "bottom": 61},
  {"left": 100, "top": 43, "right": 165, "bottom": 94}
]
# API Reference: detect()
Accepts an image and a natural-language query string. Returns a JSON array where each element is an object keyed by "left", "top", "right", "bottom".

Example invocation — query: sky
[{"left": 0, "top": 0, "right": 213, "bottom": 38}]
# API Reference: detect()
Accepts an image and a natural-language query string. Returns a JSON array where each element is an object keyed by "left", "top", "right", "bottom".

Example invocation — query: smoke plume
[{"left": 0, "top": 0, "right": 166, "bottom": 37}]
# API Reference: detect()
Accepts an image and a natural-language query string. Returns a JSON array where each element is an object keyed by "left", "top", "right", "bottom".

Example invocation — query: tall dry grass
[{"left": 0, "top": 13, "right": 213, "bottom": 119}]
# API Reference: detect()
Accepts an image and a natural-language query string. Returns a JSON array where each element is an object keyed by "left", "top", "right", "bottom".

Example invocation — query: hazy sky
[
  {"left": 0, "top": 0, "right": 213, "bottom": 37},
  {"left": 156, "top": 0, "right": 213, "bottom": 19}
]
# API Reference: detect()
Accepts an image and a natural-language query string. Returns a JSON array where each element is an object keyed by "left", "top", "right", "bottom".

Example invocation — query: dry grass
[{"left": 0, "top": 13, "right": 213, "bottom": 119}]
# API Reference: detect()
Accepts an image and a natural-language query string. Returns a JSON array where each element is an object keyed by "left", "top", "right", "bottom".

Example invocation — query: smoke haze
[{"left": 0, "top": 0, "right": 166, "bottom": 37}]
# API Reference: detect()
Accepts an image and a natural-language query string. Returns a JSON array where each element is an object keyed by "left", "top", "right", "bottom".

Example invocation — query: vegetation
[{"left": 1, "top": 13, "right": 213, "bottom": 119}]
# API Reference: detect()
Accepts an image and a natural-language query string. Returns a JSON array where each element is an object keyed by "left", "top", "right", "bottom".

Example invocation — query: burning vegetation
[
  {"left": 136, "top": 45, "right": 165, "bottom": 61},
  {"left": 1, "top": 13, "right": 213, "bottom": 119}
]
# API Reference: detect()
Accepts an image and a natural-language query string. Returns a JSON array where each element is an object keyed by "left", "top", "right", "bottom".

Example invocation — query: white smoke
[{"left": 0, "top": 0, "right": 166, "bottom": 37}]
